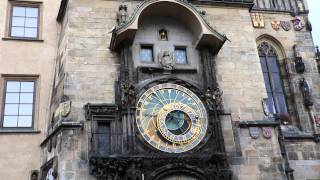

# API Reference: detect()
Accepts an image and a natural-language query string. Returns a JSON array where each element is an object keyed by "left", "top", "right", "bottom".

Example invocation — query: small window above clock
[
  {"left": 174, "top": 47, "right": 187, "bottom": 64},
  {"left": 140, "top": 45, "right": 154, "bottom": 63}
]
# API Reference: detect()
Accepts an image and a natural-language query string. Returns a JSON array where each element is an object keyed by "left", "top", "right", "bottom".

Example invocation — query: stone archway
[{"left": 110, "top": 0, "right": 227, "bottom": 52}]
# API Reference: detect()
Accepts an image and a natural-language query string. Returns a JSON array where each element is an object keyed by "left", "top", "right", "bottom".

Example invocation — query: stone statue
[
  {"left": 117, "top": 5, "right": 128, "bottom": 26},
  {"left": 299, "top": 78, "right": 313, "bottom": 108},
  {"left": 158, "top": 51, "right": 174, "bottom": 70},
  {"left": 213, "top": 87, "right": 223, "bottom": 110},
  {"left": 159, "top": 29, "right": 168, "bottom": 41}
]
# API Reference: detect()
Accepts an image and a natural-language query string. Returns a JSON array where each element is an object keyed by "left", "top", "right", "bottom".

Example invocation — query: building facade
[{"left": 0, "top": 0, "right": 319, "bottom": 180}]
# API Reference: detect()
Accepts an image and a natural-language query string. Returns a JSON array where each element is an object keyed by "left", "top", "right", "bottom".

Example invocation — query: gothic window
[
  {"left": 140, "top": 45, "right": 154, "bottom": 62},
  {"left": 174, "top": 47, "right": 187, "bottom": 64},
  {"left": 258, "top": 42, "right": 287, "bottom": 115}
]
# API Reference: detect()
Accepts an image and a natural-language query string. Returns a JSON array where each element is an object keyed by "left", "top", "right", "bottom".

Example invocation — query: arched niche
[{"left": 110, "top": 0, "right": 227, "bottom": 53}]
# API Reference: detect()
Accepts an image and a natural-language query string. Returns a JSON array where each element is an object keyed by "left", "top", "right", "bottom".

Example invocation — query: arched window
[{"left": 258, "top": 42, "right": 287, "bottom": 115}]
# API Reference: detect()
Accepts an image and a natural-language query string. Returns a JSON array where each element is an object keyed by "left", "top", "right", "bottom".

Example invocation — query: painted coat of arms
[
  {"left": 280, "top": 21, "right": 291, "bottom": 31},
  {"left": 262, "top": 127, "right": 272, "bottom": 139},
  {"left": 271, "top": 21, "right": 280, "bottom": 31},
  {"left": 251, "top": 13, "right": 265, "bottom": 28},
  {"left": 292, "top": 16, "right": 305, "bottom": 31},
  {"left": 249, "top": 127, "right": 260, "bottom": 139}
]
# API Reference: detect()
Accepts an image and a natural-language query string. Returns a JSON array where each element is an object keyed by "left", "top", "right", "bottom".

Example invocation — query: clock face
[{"left": 136, "top": 83, "right": 208, "bottom": 153}]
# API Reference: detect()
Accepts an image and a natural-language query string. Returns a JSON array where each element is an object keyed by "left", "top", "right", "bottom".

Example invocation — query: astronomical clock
[{"left": 136, "top": 83, "right": 208, "bottom": 153}]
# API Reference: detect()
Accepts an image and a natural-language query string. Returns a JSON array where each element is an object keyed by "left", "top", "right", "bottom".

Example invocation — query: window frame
[
  {"left": 174, "top": 46, "right": 188, "bottom": 65},
  {"left": 1, "top": 77, "right": 37, "bottom": 129},
  {"left": 8, "top": 2, "right": 41, "bottom": 40},
  {"left": 258, "top": 42, "right": 288, "bottom": 116},
  {"left": 139, "top": 44, "right": 154, "bottom": 63}
]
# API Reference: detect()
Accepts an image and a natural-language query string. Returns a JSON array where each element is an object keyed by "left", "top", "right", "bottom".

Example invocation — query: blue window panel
[
  {"left": 175, "top": 48, "right": 187, "bottom": 64},
  {"left": 140, "top": 47, "right": 153, "bottom": 62}
]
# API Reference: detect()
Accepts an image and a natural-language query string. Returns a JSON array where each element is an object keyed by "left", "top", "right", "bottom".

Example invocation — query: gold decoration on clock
[{"left": 136, "top": 83, "right": 208, "bottom": 153}]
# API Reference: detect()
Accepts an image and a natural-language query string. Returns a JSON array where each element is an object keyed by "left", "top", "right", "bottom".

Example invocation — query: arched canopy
[{"left": 110, "top": 0, "right": 227, "bottom": 52}]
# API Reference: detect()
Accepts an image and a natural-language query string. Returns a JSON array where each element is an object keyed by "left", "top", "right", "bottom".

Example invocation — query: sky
[{"left": 308, "top": 0, "right": 320, "bottom": 47}]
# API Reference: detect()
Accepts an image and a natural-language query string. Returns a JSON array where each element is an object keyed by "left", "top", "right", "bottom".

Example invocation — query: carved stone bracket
[
  {"left": 239, "top": 120, "right": 280, "bottom": 128},
  {"left": 40, "top": 120, "right": 83, "bottom": 148},
  {"left": 84, "top": 103, "right": 118, "bottom": 121}
]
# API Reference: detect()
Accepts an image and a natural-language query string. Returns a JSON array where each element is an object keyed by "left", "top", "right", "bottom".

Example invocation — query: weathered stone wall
[{"left": 286, "top": 141, "right": 320, "bottom": 180}]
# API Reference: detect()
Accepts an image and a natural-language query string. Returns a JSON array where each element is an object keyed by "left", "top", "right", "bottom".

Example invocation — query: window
[
  {"left": 258, "top": 42, "right": 287, "bottom": 115},
  {"left": 140, "top": 45, "right": 154, "bottom": 62},
  {"left": 97, "top": 122, "right": 110, "bottom": 156},
  {"left": 174, "top": 47, "right": 187, "bottom": 64},
  {"left": 2, "top": 80, "right": 36, "bottom": 128},
  {"left": 9, "top": 4, "right": 39, "bottom": 39}
]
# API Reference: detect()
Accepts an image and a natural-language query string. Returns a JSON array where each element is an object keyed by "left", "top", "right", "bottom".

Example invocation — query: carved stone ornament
[
  {"left": 271, "top": 20, "right": 281, "bottom": 31},
  {"left": 280, "top": 21, "right": 291, "bottom": 31},
  {"left": 251, "top": 13, "right": 265, "bottom": 28},
  {"left": 262, "top": 127, "right": 272, "bottom": 139},
  {"left": 293, "top": 45, "right": 305, "bottom": 74},
  {"left": 299, "top": 78, "right": 314, "bottom": 108},
  {"left": 213, "top": 87, "right": 223, "bottom": 111},
  {"left": 262, "top": 98, "right": 270, "bottom": 117},
  {"left": 159, "top": 29, "right": 168, "bottom": 41},
  {"left": 40, "top": 156, "right": 58, "bottom": 180},
  {"left": 60, "top": 100, "right": 71, "bottom": 117},
  {"left": 249, "top": 127, "right": 260, "bottom": 139},
  {"left": 117, "top": 4, "right": 128, "bottom": 26},
  {"left": 158, "top": 51, "right": 174, "bottom": 70},
  {"left": 292, "top": 16, "right": 305, "bottom": 31},
  {"left": 314, "top": 115, "right": 320, "bottom": 127}
]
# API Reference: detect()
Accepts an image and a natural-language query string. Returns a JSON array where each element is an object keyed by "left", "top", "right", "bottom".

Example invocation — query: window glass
[
  {"left": 25, "top": 18, "right": 37, "bottom": 27},
  {"left": 276, "top": 93, "right": 287, "bottom": 113},
  {"left": 26, "top": 8, "right": 38, "bottom": 17},
  {"left": 267, "top": 93, "right": 276, "bottom": 114},
  {"left": 174, "top": 48, "right": 187, "bottom": 64},
  {"left": 25, "top": 28, "right": 37, "bottom": 38},
  {"left": 12, "top": 7, "right": 25, "bottom": 16},
  {"left": 6, "top": 81, "right": 20, "bottom": 92},
  {"left": 5, "top": 93, "right": 20, "bottom": 103},
  {"left": 97, "top": 123, "right": 111, "bottom": 156},
  {"left": 263, "top": 72, "right": 272, "bottom": 93},
  {"left": 258, "top": 42, "right": 287, "bottom": 115},
  {"left": 3, "top": 116, "right": 18, "bottom": 127},
  {"left": 4, "top": 104, "right": 19, "bottom": 115},
  {"left": 10, "top": 6, "right": 39, "bottom": 38},
  {"left": 271, "top": 73, "right": 284, "bottom": 93},
  {"left": 259, "top": 56, "right": 268, "bottom": 72},
  {"left": 18, "top": 116, "right": 32, "bottom": 127},
  {"left": 268, "top": 56, "right": 280, "bottom": 73},
  {"left": 2, "top": 80, "right": 35, "bottom": 128},
  {"left": 140, "top": 46, "right": 153, "bottom": 62}
]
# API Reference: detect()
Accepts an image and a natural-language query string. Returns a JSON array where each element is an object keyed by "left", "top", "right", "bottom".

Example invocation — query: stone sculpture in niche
[
  {"left": 213, "top": 87, "right": 223, "bottom": 111},
  {"left": 158, "top": 51, "right": 174, "bottom": 70},
  {"left": 293, "top": 45, "right": 305, "bottom": 74},
  {"left": 299, "top": 78, "right": 314, "bottom": 108},
  {"left": 159, "top": 29, "right": 168, "bottom": 41},
  {"left": 117, "top": 5, "right": 128, "bottom": 26}
]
